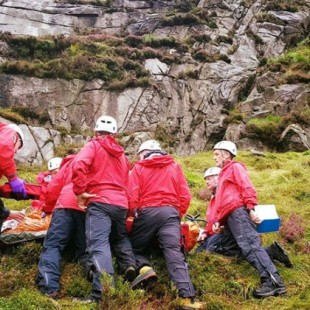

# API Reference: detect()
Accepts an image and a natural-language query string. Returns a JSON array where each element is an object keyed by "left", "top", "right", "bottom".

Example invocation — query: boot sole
[
  {"left": 124, "top": 268, "right": 136, "bottom": 282},
  {"left": 253, "top": 287, "right": 287, "bottom": 298},
  {"left": 130, "top": 270, "right": 157, "bottom": 289}
]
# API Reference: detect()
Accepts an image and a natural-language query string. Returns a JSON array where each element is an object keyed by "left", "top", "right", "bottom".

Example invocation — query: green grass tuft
[{"left": 0, "top": 151, "right": 309, "bottom": 309}]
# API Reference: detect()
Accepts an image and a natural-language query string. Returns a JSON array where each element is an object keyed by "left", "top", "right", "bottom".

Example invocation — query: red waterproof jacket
[
  {"left": 0, "top": 122, "right": 18, "bottom": 181},
  {"left": 44, "top": 155, "right": 82, "bottom": 213},
  {"left": 129, "top": 154, "right": 191, "bottom": 217},
  {"left": 31, "top": 171, "right": 52, "bottom": 210},
  {"left": 213, "top": 160, "right": 257, "bottom": 224},
  {"left": 203, "top": 196, "right": 216, "bottom": 236},
  {"left": 72, "top": 135, "right": 129, "bottom": 208}
]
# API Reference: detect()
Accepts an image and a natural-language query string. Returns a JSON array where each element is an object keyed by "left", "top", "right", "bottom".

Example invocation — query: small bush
[
  {"left": 216, "top": 36, "right": 233, "bottom": 45},
  {"left": 280, "top": 213, "right": 305, "bottom": 243},
  {"left": 0, "top": 108, "right": 27, "bottom": 124},
  {"left": 0, "top": 270, "right": 26, "bottom": 297},
  {"left": 161, "top": 13, "right": 204, "bottom": 27},
  {"left": 0, "top": 288, "right": 57, "bottom": 309},
  {"left": 185, "top": 34, "right": 211, "bottom": 46},
  {"left": 12, "top": 242, "right": 42, "bottom": 266},
  {"left": 246, "top": 28, "right": 264, "bottom": 45},
  {"left": 224, "top": 109, "right": 245, "bottom": 124},
  {"left": 262, "top": 0, "right": 304, "bottom": 12},
  {"left": 198, "top": 188, "right": 211, "bottom": 202},
  {"left": 256, "top": 13, "right": 286, "bottom": 25},
  {"left": 246, "top": 115, "right": 282, "bottom": 147}
]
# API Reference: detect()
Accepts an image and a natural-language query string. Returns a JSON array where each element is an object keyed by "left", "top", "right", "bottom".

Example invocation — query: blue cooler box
[{"left": 254, "top": 205, "right": 280, "bottom": 233}]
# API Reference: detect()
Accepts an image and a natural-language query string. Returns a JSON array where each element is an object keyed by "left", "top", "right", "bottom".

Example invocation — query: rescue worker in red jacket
[
  {"left": 0, "top": 122, "right": 26, "bottom": 233},
  {"left": 212, "top": 141, "right": 286, "bottom": 298},
  {"left": 196, "top": 167, "right": 292, "bottom": 268},
  {"left": 71, "top": 115, "right": 136, "bottom": 304},
  {"left": 128, "top": 140, "right": 203, "bottom": 310},
  {"left": 31, "top": 157, "right": 63, "bottom": 210},
  {"left": 36, "top": 154, "right": 88, "bottom": 298}
]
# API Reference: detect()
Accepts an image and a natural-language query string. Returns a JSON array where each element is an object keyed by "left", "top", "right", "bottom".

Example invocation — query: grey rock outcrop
[{"left": 0, "top": 0, "right": 309, "bottom": 163}]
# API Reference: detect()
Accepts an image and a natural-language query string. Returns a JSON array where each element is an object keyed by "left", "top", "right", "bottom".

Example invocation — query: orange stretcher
[{"left": 0, "top": 209, "right": 52, "bottom": 246}]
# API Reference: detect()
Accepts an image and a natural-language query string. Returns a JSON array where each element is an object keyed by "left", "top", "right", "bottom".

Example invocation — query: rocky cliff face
[{"left": 0, "top": 0, "right": 309, "bottom": 164}]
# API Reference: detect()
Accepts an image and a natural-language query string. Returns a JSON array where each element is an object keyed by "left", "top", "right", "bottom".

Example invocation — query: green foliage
[
  {"left": 177, "top": 69, "right": 200, "bottom": 80},
  {"left": 216, "top": 35, "right": 233, "bottom": 45},
  {"left": 246, "top": 115, "right": 282, "bottom": 148},
  {"left": 238, "top": 74, "right": 256, "bottom": 102},
  {"left": 224, "top": 109, "right": 246, "bottom": 124},
  {"left": 11, "top": 242, "right": 43, "bottom": 266},
  {"left": 255, "top": 13, "right": 286, "bottom": 25},
  {"left": 272, "top": 41, "right": 310, "bottom": 68},
  {"left": 11, "top": 106, "right": 50, "bottom": 125},
  {"left": 0, "top": 108, "right": 27, "bottom": 124},
  {"left": 161, "top": 13, "right": 204, "bottom": 27},
  {"left": 268, "top": 39, "right": 310, "bottom": 83},
  {"left": 261, "top": 0, "right": 308, "bottom": 12},
  {"left": 0, "top": 34, "right": 151, "bottom": 90},
  {"left": 185, "top": 34, "right": 211, "bottom": 46},
  {"left": 0, "top": 151, "right": 309, "bottom": 309},
  {"left": 173, "top": 0, "right": 200, "bottom": 12},
  {"left": 246, "top": 28, "right": 264, "bottom": 45},
  {"left": 0, "top": 289, "right": 59, "bottom": 309}
]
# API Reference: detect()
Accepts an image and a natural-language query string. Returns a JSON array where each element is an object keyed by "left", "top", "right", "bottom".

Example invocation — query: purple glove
[{"left": 9, "top": 178, "right": 27, "bottom": 198}]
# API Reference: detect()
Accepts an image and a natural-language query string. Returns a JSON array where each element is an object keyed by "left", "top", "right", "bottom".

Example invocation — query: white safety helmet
[
  {"left": 213, "top": 140, "right": 237, "bottom": 156},
  {"left": 204, "top": 167, "right": 221, "bottom": 179},
  {"left": 47, "top": 157, "right": 63, "bottom": 171},
  {"left": 8, "top": 124, "right": 24, "bottom": 148},
  {"left": 138, "top": 140, "right": 162, "bottom": 154},
  {"left": 94, "top": 115, "right": 117, "bottom": 134}
]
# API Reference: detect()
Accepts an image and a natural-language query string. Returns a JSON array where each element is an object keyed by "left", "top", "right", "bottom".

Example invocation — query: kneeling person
[{"left": 129, "top": 140, "right": 203, "bottom": 309}]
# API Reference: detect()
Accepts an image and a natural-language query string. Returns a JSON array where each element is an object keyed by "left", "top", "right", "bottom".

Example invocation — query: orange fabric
[
  {"left": 181, "top": 221, "right": 200, "bottom": 252},
  {"left": 5, "top": 209, "right": 51, "bottom": 233}
]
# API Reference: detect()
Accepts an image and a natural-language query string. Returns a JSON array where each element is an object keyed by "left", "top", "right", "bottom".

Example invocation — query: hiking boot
[
  {"left": 130, "top": 266, "right": 157, "bottom": 289},
  {"left": 269, "top": 242, "right": 293, "bottom": 268},
  {"left": 253, "top": 281, "right": 286, "bottom": 298},
  {"left": 178, "top": 297, "right": 204, "bottom": 309},
  {"left": 124, "top": 266, "right": 137, "bottom": 282}
]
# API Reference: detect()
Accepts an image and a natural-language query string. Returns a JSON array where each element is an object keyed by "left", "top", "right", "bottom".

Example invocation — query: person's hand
[
  {"left": 76, "top": 192, "right": 97, "bottom": 210},
  {"left": 197, "top": 232, "right": 207, "bottom": 242},
  {"left": 212, "top": 222, "right": 224, "bottom": 234},
  {"left": 7, "top": 210, "right": 25, "bottom": 222},
  {"left": 9, "top": 177, "right": 27, "bottom": 198},
  {"left": 249, "top": 209, "right": 262, "bottom": 224}
]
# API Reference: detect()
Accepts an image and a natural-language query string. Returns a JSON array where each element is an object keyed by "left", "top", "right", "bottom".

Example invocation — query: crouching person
[
  {"left": 31, "top": 157, "right": 63, "bottom": 210},
  {"left": 196, "top": 167, "right": 292, "bottom": 269},
  {"left": 129, "top": 140, "right": 203, "bottom": 309},
  {"left": 36, "top": 154, "right": 88, "bottom": 298},
  {"left": 212, "top": 141, "right": 287, "bottom": 298}
]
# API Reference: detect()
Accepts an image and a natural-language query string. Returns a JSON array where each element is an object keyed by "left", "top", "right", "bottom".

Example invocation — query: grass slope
[{"left": 0, "top": 150, "right": 309, "bottom": 309}]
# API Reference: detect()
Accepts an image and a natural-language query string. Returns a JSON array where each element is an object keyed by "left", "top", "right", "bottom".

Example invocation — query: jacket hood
[
  {"left": 96, "top": 135, "right": 124, "bottom": 157},
  {"left": 137, "top": 154, "right": 175, "bottom": 168},
  {"left": 222, "top": 160, "right": 246, "bottom": 172},
  {"left": 60, "top": 154, "right": 76, "bottom": 169}
]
